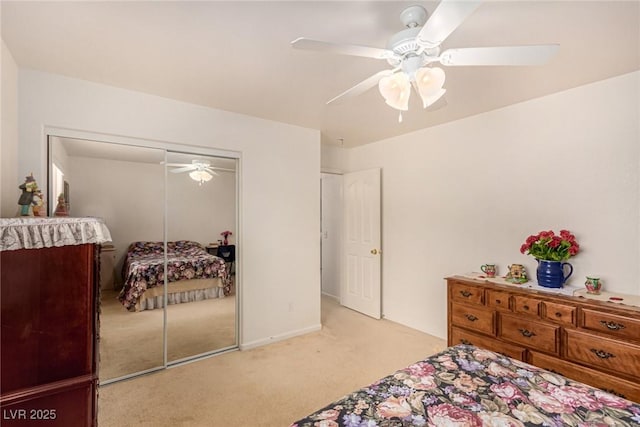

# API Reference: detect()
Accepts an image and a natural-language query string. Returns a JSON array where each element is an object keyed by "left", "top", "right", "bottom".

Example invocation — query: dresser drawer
[
  {"left": 486, "top": 289, "right": 511, "bottom": 311},
  {"left": 450, "top": 302, "right": 494, "bottom": 335},
  {"left": 580, "top": 309, "right": 640, "bottom": 341},
  {"left": 529, "top": 351, "right": 640, "bottom": 403},
  {"left": 512, "top": 295, "right": 541, "bottom": 317},
  {"left": 450, "top": 327, "right": 526, "bottom": 361},
  {"left": 450, "top": 282, "right": 484, "bottom": 305},
  {"left": 498, "top": 312, "right": 559, "bottom": 354},
  {"left": 563, "top": 329, "right": 640, "bottom": 379},
  {"left": 542, "top": 301, "right": 576, "bottom": 326}
]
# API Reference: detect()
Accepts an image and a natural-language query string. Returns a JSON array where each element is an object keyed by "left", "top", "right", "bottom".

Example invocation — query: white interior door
[{"left": 341, "top": 168, "right": 381, "bottom": 319}]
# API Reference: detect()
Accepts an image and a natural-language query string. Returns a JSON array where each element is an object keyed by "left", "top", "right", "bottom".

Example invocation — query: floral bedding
[
  {"left": 118, "top": 240, "right": 228, "bottom": 311},
  {"left": 291, "top": 344, "right": 640, "bottom": 427}
]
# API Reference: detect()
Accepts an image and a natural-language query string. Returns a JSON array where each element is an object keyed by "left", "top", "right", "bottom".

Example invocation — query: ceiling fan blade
[
  {"left": 169, "top": 166, "right": 195, "bottom": 174},
  {"left": 416, "top": 0, "right": 482, "bottom": 49},
  {"left": 327, "top": 69, "right": 396, "bottom": 105},
  {"left": 291, "top": 37, "right": 397, "bottom": 60},
  {"left": 203, "top": 167, "right": 219, "bottom": 176},
  {"left": 439, "top": 44, "right": 560, "bottom": 66}
]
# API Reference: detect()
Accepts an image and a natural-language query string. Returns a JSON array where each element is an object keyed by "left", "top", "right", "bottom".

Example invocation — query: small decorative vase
[
  {"left": 585, "top": 277, "right": 602, "bottom": 295},
  {"left": 536, "top": 259, "right": 573, "bottom": 288}
]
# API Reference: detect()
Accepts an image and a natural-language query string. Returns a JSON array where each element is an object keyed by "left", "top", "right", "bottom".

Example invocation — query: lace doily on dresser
[{"left": 0, "top": 217, "right": 112, "bottom": 251}]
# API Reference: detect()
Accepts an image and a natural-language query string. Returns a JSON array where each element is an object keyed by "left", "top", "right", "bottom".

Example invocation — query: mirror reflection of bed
[{"left": 48, "top": 136, "right": 238, "bottom": 383}]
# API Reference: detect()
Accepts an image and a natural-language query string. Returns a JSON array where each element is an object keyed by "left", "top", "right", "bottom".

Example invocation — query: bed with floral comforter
[
  {"left": 291, "top": 344, "right": 640, "bottom": 427},
  {"left": 118, "top": 240, "right": 229, "bottom": 311}
]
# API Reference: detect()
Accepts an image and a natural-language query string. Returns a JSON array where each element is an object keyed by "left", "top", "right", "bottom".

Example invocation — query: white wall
[
  {"left": 166, "top": 167, "right": 237, "bottom": 245},
  {"left": 321, "top": 144, "right": 346, "bottom": 173},
  {"left": 1, "top": 40, "right": 19, "bottom": 217},
  {"left": 67, "top": 154, "right": 236, "bottom": 281},
  {"left": 68, "top": 156, "right": 165, "bottom": 278},
  {"left": 17, "top": 69, "right": 321, "bottom": 348},
  {"left": 346, "top": 72, "right": 640, "bottom": 340}
]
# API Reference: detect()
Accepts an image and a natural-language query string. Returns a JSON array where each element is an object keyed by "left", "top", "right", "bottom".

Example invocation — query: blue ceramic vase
[{"left": 536, "top": 259, "right": 573, "bottom": 288}]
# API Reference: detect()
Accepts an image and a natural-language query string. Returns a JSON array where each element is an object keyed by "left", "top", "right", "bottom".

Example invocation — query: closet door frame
[{"left": 45, "top": 126, "right": 242, "bottom": 384}]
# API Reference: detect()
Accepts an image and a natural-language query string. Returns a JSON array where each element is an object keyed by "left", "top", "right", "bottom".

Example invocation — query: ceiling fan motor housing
[
  {"left": 387, "top": 5, "right": 440, "bottom": 67},
  {"left": 400, "top": 5, "right": 428, "bottom": 28}
]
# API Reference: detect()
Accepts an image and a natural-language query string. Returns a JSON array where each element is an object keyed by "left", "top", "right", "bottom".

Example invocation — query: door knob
[{"left": 370, "top": 249, "right": 378, "bottom": 255}]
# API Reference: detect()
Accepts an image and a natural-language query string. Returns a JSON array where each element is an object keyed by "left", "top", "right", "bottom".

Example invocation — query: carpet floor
[
  {"left": 97, "top": 295, "right": 446, "bottom": 426},
  {"left": 100, "top": 288, "right": 236, "bottom": 380}
]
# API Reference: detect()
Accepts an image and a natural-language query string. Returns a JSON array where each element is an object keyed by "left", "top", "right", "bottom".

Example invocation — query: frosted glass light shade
[
  {"left": 419, "top": 88, "right": 446, "bottom": 108},
  {"left": 415, "top": 67, "right": 446, "bottom": 108},
  {"left": 189, "top": 170, "right": 213, "bottom": 184},
  {"left": 378, "top": 72, "right": 411, "bottom": 111}
]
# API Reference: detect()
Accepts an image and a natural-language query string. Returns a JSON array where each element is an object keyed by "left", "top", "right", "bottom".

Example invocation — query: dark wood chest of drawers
[
  {"left": 1, "top": 244, "right": 99, "bottom": 426},
  {"left": 447, "top": 276, "right": 640, "bottom": 402}
]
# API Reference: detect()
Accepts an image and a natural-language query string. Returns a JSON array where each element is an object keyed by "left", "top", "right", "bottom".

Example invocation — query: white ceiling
[{"left": 3, "top": 1, "right": 639, "bottom": 148}]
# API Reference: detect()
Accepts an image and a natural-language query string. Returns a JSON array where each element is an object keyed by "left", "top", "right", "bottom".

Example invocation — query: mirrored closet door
[
  {"left": 47, "top": 136, "right": 239, "bottom": 384},
  {"left": 165, "top": 151, "right": 237, "bottom": 363}
]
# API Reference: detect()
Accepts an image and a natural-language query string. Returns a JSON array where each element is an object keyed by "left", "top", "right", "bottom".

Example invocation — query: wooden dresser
[
  {"left": 447, "top": 276, "right": 640, "bottom": 403},
  {"left": 0, "top": 218, "right": 111, "bottom": 426}
]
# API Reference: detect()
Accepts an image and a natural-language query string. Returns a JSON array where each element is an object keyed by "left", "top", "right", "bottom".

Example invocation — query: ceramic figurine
[
  {"left": 505, "top": 263, "right": 529, "bottom": 284},
  {"left": 54, "top": 193, "right": 69, "bottom": 217},
  {"left": 17, "top": 173, "right": 39, "bottom": 216},
  {"left": 32, "top": 190, "right": 46, "bottom": 216}
]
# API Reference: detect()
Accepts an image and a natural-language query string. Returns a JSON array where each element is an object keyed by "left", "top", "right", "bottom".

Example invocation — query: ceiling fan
[
  {"left": 291, "top": 0, "right": 559, "bottom": 121},
  {"left": 165, "top": 160, "right": 220, "bottom": 185}
]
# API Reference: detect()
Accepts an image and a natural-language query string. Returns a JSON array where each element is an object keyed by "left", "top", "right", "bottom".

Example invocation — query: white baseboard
[
  {"left": 239, "top": 323, "right": 322, "bottom": 351},
  {"left": 321, "top": 292, "right": 339, "bottom": 302}
]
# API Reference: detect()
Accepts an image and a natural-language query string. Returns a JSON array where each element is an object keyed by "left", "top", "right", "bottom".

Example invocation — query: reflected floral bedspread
[
  {"left": 291, "top": 345, "right": 640, "bottom": 427},
  {"left": 118, "top": 240, "right": 228, "bottom": 311}
]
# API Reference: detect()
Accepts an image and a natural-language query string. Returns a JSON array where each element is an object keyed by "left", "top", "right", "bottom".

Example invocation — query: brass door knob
[{"left": 370, "top": 249, "right": 378, "bottom": 255}]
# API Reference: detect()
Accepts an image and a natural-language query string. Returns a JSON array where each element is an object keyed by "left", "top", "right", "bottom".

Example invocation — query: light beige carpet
[
  {"left": 97, "top": 295, "right": 446, "bottom": 427},
  {"left": 100, "top": 288, "right": 236, "bottom": 381}
]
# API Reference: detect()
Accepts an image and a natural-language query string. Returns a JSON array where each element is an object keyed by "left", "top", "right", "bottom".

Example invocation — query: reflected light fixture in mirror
[{"left": 189, "top": 170, "right": 213, "bottom": 185}]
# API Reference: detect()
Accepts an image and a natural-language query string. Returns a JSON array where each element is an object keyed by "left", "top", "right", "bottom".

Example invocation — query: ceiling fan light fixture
[
  {"left": 189, "top": 170, "right": 213, "bottom": 185},
  {"left": 415, "top": 66, "right": 446, "bottom": 108},
  {"left": 420, "top": 87, "right": 447, "bottom": 109},
  {"left": 378, "top": 72, "right": 411, "bottom": 111}
]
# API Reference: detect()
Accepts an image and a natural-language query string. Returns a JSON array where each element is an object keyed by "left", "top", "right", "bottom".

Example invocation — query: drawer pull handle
[
  {"left": 495, "top": 299, "right": 501, "bottom": 304},
  {"left": 600, "top": 320, "right": 625, "bottom": 331},
  {"left": 590, "top": 349, "right": 615, "bottom": 359},
  {"left": 555, "top": 312, "right": 562, "bottom": 318},
  {"left": 518, "top": 328, "right": 536, "bottom": 338},
  {"left": 523, "top": 305, "right": 530, "bottom": 310},
  {"left": 465, "top": 314, "right": 478, "bottom": 322},
  {"left": 460, "top": 290, "right": 472, "bottom": 298},
  {"left": 460, "top": 339, "right": 472, "bottom": 345}
]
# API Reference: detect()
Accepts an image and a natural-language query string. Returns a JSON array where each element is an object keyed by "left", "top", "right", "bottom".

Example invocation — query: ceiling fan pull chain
[{"left": 398, "top": 112, "right": 403, "bottom": 123}]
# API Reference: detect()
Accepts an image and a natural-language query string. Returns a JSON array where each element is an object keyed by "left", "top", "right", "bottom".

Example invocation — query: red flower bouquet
[
  {"left": 220, "top": 230, "right": 233, "bottom": 245},
  {"left": 520, "top": 230, "right": 579, "bottom": 262}
]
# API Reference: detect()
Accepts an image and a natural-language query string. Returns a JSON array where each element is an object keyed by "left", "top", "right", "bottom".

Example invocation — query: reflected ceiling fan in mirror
[
  {"left": 291, "top": 0, "right": 559, "bottom": 122},
  {"left": 165, "top": 160, "right": 219, "bottom": 185}
]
